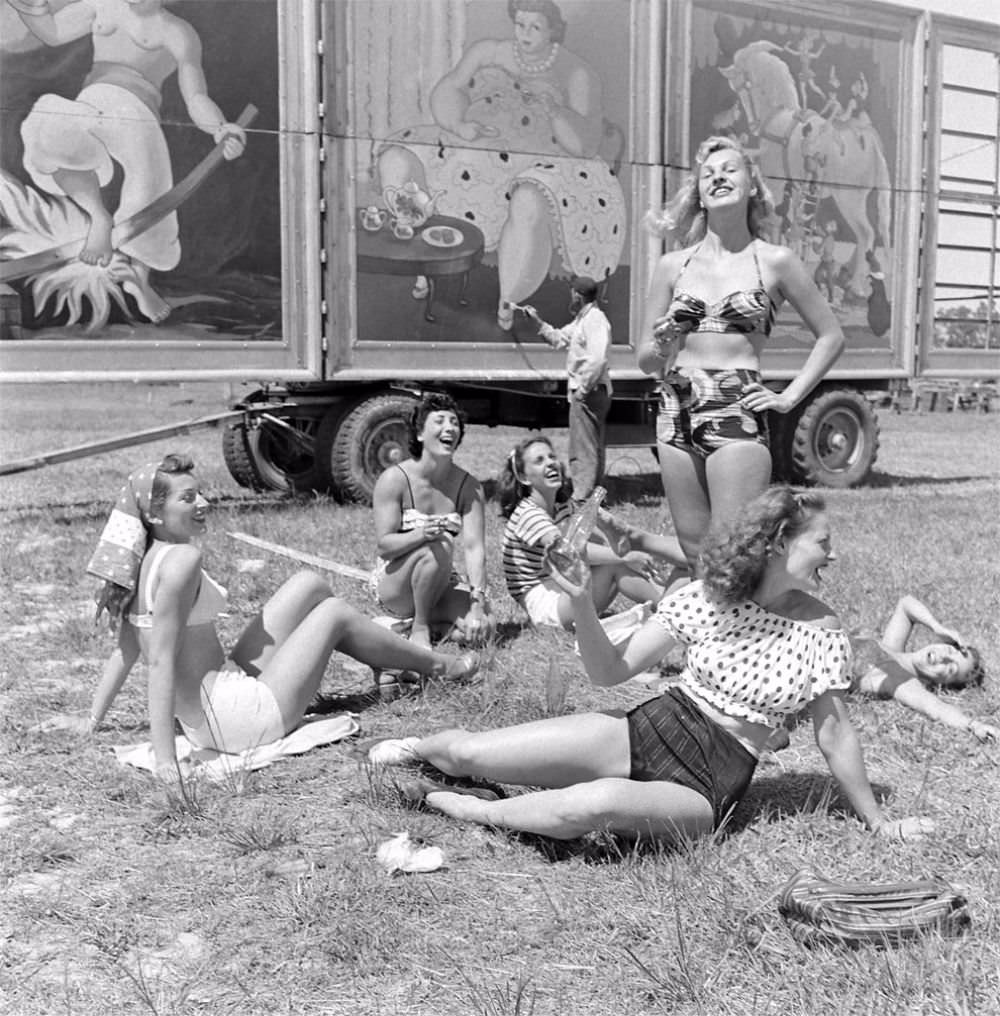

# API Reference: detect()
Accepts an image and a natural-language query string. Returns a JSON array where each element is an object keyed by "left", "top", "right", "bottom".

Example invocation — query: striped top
[{"left": 501, "top": 498, "right": 572, "bottom": 601}]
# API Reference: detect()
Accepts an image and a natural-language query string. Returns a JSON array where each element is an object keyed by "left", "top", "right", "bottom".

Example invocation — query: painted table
[{"left": 356, "top": 213, "right": 485, "bottom": 323}]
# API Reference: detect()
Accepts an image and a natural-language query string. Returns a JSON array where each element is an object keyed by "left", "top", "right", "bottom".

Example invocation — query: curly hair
[
  {"left": 508, "top": 0, "right": 567, "bottom": 44},
  {"left": 645, "top": 135, "right": 775, "bottom": 246},
  {"left": 407, "top": 392, "right": 465, "bottom": 459},
  {"left": 497, "top": 435, "right": 570, "bottom": 518},
  {"left": 698, "top": 486, "right": 827, "bottom": 605},
  {"left": 149, "top": 452, "right": 196, "bottom": 517}
]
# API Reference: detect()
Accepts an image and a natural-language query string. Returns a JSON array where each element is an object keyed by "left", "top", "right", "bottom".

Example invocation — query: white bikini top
[{"left": 126, "top": 543, "right": 228, "bottom": 629}]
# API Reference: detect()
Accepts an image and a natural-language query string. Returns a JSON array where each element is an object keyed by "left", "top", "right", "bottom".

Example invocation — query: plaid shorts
[
  {"left": 626, "top": 686, "right": 757, "bottom": 828},
  {"left": 656, "top": 366, "right": 769, "bottom": 459}
]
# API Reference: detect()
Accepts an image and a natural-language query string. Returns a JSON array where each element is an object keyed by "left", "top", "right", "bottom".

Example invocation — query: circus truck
[{"left": 1, "top": 0, "right": 997, "bottom": 500}]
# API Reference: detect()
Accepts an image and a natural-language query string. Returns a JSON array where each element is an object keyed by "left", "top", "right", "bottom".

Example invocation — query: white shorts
[
  {"left": 521, "top": 578, "right": 567, "bottom": 629},
  {"left": 179, "top": 662, "right": 285, "bottom": 753}
]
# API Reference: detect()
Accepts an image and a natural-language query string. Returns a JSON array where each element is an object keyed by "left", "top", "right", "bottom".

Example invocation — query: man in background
[{"left": 524, "top": 276, "right": 613, "bottom": 503}]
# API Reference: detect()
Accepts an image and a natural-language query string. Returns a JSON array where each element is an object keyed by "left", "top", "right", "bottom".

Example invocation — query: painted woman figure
[
  {"left": 638, "top": 136, "right": 844, "bottom": 568},
  {"left": 376, "top": 0, "right": 625, "bottom": 330},
  {"left": 7, "top": 0, "right": 246, "bottom": 320}
]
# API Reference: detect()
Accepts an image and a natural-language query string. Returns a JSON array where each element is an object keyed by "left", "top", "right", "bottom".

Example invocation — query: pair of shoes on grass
[
  {"left": 373, "top": 668, "right": 422, "bottom": 701},
  {"left": 372, "top": 651, "right": 479, "bottom": 701}
]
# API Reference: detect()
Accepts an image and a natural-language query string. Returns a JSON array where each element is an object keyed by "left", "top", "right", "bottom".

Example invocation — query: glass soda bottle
[{"left": 546, "top": 486, "right": 606, "bottom": 584}]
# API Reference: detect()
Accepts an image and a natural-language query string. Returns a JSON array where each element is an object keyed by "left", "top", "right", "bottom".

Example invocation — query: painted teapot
[{"left": 381, "top": 181, "right": 444, "bottom": 229}]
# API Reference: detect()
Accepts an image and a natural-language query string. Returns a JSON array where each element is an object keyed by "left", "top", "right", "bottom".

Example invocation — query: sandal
[
  {"left": 398, "top": 776, "right": 500, "bottom": 805},
  {"left": 374, "top": 668, "right": 422, "bottom": 701}
]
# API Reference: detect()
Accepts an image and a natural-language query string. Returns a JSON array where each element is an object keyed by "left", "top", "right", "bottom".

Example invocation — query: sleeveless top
[
  {"left": 126, "top": 544, "right": 228, "bottom": 629},
  {"left": 395, "top": 464, "right": 466, "bottom": 534},
  {"left": 665, "top": 241, "right": 776, "bottom": 337}
]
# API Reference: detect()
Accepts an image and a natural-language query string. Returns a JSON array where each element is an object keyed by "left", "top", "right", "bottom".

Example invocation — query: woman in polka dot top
[{"left": 367, "top": 486, "right": 934, "bottom": 844}]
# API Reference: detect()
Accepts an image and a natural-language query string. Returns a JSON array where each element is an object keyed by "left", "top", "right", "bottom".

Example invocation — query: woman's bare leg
[
  {"left": 591, "top": 564, "right": 663, "bottom": 611},
  {"left": 415, "top": 713, "right": 631, "bottom": 787},
  {"left": 704, "top": 443, "right": 772, "bottom": 530},
  {"left": 230, "top": 571, "right": 334, "bottom": 676},
  {"left": 408, "top": 547, "right": 455, "bottom": 647},
  {"left": 656, "top": 444, "right": 710, "bottom": 569},
  {"left": 52, "top": 168, "right": 113, "bottom": 265},
  {"left": 425, "top": 778, "right": 715, "bottom": 841},
  {"left": 231, "top": 572, "right": 465, "bottom": 728},
  {"left": 378, "top": 542, "right": 457, "bottom": 647}
]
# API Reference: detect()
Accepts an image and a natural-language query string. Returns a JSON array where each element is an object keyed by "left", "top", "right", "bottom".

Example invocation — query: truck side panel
[
  {"left": 329, "top": 0, "right": 928, "bottom": 384},
  {"left": 0, "top": 0, "right": 320, "bottom": 380}
]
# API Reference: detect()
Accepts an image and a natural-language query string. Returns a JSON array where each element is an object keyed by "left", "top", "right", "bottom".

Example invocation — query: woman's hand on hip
[{"left": 741, "top": 382, "right": 795, "bottom": 415}]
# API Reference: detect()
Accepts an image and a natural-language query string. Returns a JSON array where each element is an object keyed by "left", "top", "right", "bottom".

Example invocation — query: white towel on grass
[{"left": 113, "top": 713, "right": 360, "bottom": 781}]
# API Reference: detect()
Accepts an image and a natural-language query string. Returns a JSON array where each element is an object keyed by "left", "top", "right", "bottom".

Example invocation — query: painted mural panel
[
  {"left": 689, "top": 1, "right": 903, "bottom": 353},
  {"left": 0, "top": 0, "right": 281, "bottom": 346},
  {"left": 347, "top": 0, "right": 632, "bottom": 347}
]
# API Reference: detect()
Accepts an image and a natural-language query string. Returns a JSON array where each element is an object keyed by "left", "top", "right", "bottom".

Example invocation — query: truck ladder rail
[{"left": 0, "top": 404, "right": 297, "bottom": 477}]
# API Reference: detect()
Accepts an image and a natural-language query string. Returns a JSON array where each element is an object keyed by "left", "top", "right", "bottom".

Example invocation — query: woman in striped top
[{"left": 499, "top": 436, "right": 673, "bottom": 629}]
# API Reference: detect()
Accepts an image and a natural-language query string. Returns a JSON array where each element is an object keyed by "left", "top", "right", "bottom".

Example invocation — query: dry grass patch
[{"left": 1, "top": 387, "right": 999, "bottom": 1014}]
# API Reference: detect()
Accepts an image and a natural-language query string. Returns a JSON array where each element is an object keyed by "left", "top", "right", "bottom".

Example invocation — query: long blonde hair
[{"left": 645, "top": 136, "right": 775, "bottom": 247}]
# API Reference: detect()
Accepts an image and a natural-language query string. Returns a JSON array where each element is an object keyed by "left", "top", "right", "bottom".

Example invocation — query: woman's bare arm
[
  {"left": 567, "top": 581, "right": 677, "bottom": 687},
  {"left": 742, "top": 245, "right": 845, "bottom": 414},
  {"left": 811, "top": 689, "right": 933, "bottom": 840},
  {"left": 146, "top": 546, "right": 201, "bottom": 772},
  {"left": 372, "top": 468, "right": 437, "bottom": 561},
  {"left": 880, "top": 595, "right": 963, "bottom": 651},
  {"left": 89, "top": 622, "right": 141, "bottom": 729},
  {"left": 637, "top": 252, "right": 683, "bottom": 374}
]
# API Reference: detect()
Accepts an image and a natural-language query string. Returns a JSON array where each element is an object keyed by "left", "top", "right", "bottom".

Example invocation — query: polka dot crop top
[{"left": 652, "top": 581, "right": 852, "bottom": 727}]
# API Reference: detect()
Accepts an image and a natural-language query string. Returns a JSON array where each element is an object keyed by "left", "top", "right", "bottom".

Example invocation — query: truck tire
[
  {"left": 767, "top": 409, "right": 794, "bottom": 482},
  {"left": 788, "top": 388, "right": 879, "bottom": 488},
  {"left": 318, "top": 393, "right": 418, "bottom": 504},
  {"left": 222, "top": 412, "right": 324, "bottom": 494},
  {"left": 222, "top": 421, "right": 262, "bottom": 491}
]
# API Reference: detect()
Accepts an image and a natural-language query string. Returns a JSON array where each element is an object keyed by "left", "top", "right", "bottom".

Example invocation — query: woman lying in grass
[
  {"left": 499, "top": 435, "right": 685, "bottom": 629},
  {"left": 55, "top": 453, "right": 477, "bottom": 780},
  {"left": 767, "top": 596, "right": 996, "bottom": 750},
  {"left": 368, "top": 487, "right": 932, "bottom": 843}
]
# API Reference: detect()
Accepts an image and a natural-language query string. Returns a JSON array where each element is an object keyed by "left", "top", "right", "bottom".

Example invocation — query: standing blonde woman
[{"left": 638, "top": 136, "right": 845, "bottom": 567}]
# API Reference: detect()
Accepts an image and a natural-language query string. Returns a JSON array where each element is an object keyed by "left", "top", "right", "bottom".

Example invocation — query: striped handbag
[{"left": 778, "top": 868, "right": 971, "bottom": 947}]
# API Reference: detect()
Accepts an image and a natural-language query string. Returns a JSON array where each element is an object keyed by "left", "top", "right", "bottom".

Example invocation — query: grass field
[{"left": 1, "top": 383, "right": 999, "bottom": 1016}]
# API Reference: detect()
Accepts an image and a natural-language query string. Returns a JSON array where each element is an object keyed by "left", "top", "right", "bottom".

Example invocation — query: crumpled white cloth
[
  {"left": 376, "top": 831, "right": 445, "bottom": 873},
  {"left": 113, "top": 713, "right": 360, "bottom": 781}
]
